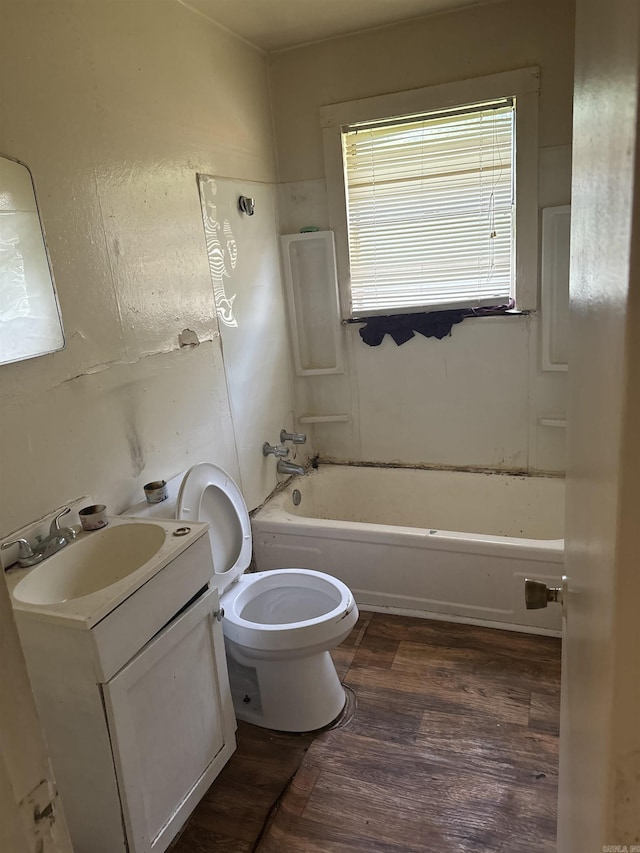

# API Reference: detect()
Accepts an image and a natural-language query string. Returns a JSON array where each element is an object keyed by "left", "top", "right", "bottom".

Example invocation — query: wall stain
[
  {"left": 315, "top": 456, "right": 565, "bottom": 479},
  {"left": 123, "top": 399, "right": 145, "bottom": 477}
]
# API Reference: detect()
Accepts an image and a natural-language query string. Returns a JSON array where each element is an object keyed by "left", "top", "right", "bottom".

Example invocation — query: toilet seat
[
  {"left": 222, "top": 568, "right": 356, "bottom": 653},
  {"left": 177, "top": 463, "right": 252, "bottom": 590}
]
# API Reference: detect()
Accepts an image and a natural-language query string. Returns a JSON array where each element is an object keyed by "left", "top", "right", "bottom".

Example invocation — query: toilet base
[{"left": 225, "top": 641, "right": 346, "bottom": 732}]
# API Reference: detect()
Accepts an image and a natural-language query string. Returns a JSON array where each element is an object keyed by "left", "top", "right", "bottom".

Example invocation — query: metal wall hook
[{"left": 239, "top": 196, "right": 255, "bottom": 216}]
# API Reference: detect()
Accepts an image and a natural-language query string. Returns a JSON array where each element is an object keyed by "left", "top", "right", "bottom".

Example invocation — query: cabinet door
[{"left": 103, "top": 586, "right": 236, "bottom": 853}]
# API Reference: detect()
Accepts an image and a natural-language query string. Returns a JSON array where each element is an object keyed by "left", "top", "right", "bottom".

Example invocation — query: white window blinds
[{"left": 342, "top": 100, "right": 515, "bottom": 317}]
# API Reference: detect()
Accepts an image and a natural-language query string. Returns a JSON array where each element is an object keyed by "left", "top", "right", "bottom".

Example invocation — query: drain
[{"left": 292, "top": 488, "right": 302, "bottom": 506}]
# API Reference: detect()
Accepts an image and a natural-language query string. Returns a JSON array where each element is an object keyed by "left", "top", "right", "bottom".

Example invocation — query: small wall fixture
[{"left": 238, "top": 196, "right": 255, "bottom": 216}]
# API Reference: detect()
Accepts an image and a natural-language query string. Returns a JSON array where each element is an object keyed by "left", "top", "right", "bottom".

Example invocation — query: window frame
[{"left": 320, "top": 67, "right": 540, "bottom": 319}]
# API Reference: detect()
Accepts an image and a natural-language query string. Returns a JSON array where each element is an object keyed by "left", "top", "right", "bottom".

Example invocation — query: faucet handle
[
  {"left": 49, "top": 507, "right": 76, "bottom": 538},
  {"left": 2, "top": 538, "right": 43, "bottom": 569},
  {"left": 280, "top": 429, "right": 307, "bottom": 445},
  {"left": 263, "top": 442, "right": 290, "bottom": 458}
]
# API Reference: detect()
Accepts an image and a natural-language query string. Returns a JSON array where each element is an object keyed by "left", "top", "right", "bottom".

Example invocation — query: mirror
[{"left": 0, "top": 154, "right": 64, "bottom": 365}]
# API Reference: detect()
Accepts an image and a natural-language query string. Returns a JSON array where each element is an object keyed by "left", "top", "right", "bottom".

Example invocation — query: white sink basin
[{"left": 12, "top": 522, "right": 167, "bottom": 605}]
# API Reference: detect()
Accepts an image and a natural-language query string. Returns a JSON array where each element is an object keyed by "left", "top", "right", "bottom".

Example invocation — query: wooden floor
[{"left": 172, "top": 613, "right": 561, "bottom": 853}]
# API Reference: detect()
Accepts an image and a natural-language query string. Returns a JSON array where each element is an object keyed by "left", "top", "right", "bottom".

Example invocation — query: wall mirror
[{"left": 0, "top": 153, "right": 65, "bottom": 365}]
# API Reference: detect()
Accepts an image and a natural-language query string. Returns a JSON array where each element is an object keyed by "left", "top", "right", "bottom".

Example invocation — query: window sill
[{"left": 342, "top": 308, "right": 529, "bottom": 325}]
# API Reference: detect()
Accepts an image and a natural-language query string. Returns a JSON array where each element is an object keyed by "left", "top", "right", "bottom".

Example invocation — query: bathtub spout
[{"left": 277, "top": 459, "right": 305, "bottom": 476}]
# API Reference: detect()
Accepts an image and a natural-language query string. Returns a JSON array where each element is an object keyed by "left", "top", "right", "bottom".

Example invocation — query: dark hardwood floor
[{"left": 172, "top": 613, "right": 561, "bottom": 853}]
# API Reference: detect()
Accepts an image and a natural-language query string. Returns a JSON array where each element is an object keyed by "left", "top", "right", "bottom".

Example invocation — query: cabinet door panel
[{"left": 103, "top": 586, "right": 236, "bottom": 853}]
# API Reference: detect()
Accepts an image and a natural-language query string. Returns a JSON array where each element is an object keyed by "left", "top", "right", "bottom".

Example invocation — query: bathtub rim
[{"left": 253, "top": 504, "right": 564, "bottom": 564}]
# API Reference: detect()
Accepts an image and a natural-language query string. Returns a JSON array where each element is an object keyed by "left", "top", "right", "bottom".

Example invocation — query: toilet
[{"left": 127, "top": 462, "right": 358, "bottom": 732}]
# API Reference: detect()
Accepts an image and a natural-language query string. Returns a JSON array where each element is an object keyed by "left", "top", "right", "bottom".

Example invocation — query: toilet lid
[{"left": 177, "top": 463, "right": 252, "bottom": 590}]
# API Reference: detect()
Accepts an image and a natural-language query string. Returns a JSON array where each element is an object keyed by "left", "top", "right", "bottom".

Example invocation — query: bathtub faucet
[
  {"left": 263, "top": 442, "right": 289, "bottom": 458},
  {"left": 280, "top": 429, "right": 307, "bottom": 445},
  {"left": 277, "top": 459, "right": 305, "bottom": 476}
]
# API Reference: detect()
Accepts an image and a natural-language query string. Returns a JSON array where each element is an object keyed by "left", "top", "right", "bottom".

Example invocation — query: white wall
[
  {"left": 270, "top": 0, "right": 575, "bottom": 473},
  {"left": 0, "top": 0, "right": 296, "bottom": 533}
]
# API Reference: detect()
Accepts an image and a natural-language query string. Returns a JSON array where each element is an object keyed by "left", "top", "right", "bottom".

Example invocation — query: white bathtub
[{"left": 251, "top": 464, "right": 565, "bottom": 635}]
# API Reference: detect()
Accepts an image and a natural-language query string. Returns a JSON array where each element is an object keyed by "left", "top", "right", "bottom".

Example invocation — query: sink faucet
[
  {"left": 2, "top": 507, "right": 77, "bottom": 569},
  {"left": 1, "top": 538, "right": 44, "bottom": 568},
  {"left": 40, "top": 507, "right": 77, "bottom": 558},
  {"left": 277, "top": 459, "right": 305, "bottom": 476}
]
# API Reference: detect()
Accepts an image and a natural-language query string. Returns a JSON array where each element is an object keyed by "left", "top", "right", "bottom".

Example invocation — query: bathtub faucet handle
[
  {"left": 280, "top": 429, "right": 307, "bottom": 445},
  {"left": 263, "top": 442, "right": 290, "bottom": 458}
]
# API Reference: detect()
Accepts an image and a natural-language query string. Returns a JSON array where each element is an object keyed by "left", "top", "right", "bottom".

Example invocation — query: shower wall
[{"left": 270, "top": 0, "right": 575, "bottom": 474}]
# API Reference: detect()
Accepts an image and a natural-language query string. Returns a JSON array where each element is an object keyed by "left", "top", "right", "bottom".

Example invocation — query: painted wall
[
  {"left": 270, "top": 0, "right": 575, "bottom": 473},
  {"left": 0, "top": 0, "right": 295, "bottom": 533}
]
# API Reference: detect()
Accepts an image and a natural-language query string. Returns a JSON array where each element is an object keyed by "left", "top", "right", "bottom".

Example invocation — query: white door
[
  {"left": 557, "top": 0, "right": 640, "bottom": 848},
  {"left": 103, "top": 586, "right": 236, "bottom": 853},
  {"left": 0, "top": 575, "right": 74, "bottom": 853}
]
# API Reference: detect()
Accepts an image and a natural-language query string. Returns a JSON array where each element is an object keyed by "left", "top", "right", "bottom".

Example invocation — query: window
[
  {"left": 321, "top": 68, "right": 539, "bottom": 319},
  {"left": 343, "top": 101, "right": 514, "bottom": 316}
]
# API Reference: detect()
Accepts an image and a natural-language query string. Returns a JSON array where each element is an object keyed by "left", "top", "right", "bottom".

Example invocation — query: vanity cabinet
[
  {"left": 104, "top": 587, "right": 229, "bottom": 852},
  {"left": 12, "top": 528, "right": 236, "bottom": 853}
]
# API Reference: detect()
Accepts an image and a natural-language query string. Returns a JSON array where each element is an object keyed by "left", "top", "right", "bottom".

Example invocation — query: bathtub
[{"left": 251, "top": 464, "right": 565, "bottom": 635}]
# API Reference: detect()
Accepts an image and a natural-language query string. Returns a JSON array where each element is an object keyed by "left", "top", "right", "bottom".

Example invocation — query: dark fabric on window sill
[{"left": 356, "top": 301, "right": 515, "bottom": 347}]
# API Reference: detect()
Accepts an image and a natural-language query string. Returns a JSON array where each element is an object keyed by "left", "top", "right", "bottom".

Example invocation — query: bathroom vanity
[{"left": 6, "top": 516, "right": 236, "bottom": 853}]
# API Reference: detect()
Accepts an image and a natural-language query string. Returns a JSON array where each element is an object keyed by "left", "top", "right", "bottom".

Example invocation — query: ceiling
[{"left": 179, "top": 0, "right": 491, "bottom": 52}]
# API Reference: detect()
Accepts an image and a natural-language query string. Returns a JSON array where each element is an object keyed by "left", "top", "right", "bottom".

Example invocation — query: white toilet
[{"left": 128, "top": 462, "right": 358, "bottom": 732}]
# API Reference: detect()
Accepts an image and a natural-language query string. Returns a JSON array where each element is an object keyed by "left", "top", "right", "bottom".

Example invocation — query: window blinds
[{"left": 342, "top": 100, "right": 515, "bottom": 317}]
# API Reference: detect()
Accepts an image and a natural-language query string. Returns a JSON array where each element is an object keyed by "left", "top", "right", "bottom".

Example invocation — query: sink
[{"left": 12, "top": 522, "right": 167, "bottom": 605}]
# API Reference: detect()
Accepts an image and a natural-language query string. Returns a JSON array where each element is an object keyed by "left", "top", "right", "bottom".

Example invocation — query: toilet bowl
[{"left": 126, "top": 462, "right": 358, "bottom": 732}]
